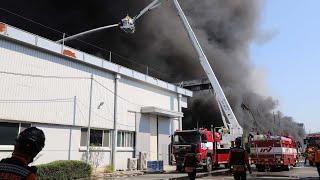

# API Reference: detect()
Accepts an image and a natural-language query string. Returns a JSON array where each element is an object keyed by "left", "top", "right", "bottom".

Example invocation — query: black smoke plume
[{"left": 0, "top": 0, "right": 305, "bottom": 141}]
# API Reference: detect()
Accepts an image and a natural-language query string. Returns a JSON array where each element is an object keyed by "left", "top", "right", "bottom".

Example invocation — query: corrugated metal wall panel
[
  {"left": 0, "top": 23, "right": 193, "bottom": 97},
  {"left": 0, "top": 39, "right": 114, "bottom": 129}
]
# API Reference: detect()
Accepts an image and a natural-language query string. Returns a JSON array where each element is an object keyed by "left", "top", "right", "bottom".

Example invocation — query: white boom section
[
  {"left": 57, "top": 24, "right": 119, "bottom": 43},
  {"left": 172, "top": 0, "right": 243, "bottom": 146},
  {"left": 133, "top": 0, "right": 163, "bottom": 22}
]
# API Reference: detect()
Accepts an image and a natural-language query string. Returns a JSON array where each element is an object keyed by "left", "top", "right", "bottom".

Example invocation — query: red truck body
[
  {"left": 172, "top": 128, "right": 229, "bottom": 172},
  {"left": 250, "top": 135, "right": 298, "bottom": 171}
]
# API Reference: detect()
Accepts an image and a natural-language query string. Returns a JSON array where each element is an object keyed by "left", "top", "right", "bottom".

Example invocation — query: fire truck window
[
  {"left": 173, "top": 132, "right": 200, "bottom": 145},
  {"left": 201, "top": 134, "right": 207, "bottom": 143},
  {"left": 174, "top": 135, "right": 179, "bottom": 143}
]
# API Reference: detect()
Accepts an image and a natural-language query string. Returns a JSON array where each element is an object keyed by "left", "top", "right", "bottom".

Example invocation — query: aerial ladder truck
[
  {"left": 120, "top": 1, "right": 243, "bottom": 172},
  {"left": 126, "top": 0, "right": 243, "bottom": 170},
  {"left": 124, "top": 0, "right": 243, "bottom": 148},
  {"left": 59, "top": 0, "right": 244, "bottom": 171}
]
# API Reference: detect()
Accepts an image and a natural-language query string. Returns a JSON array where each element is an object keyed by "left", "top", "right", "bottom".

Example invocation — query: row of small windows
[
  {"left": 80, "top": 129, "right": 110, "bottom": 147},
  {"left": 0, "top": 122, "right": 31, "bottom": 145},
  {"left": 80, "top": 128, "right": 135, "bottom": 148},
  {"left": 117, "top": 131, "right": 135, "bottom": 147},
  {"left": 0, "top": 122, "right": 135, "bottom": 148}
]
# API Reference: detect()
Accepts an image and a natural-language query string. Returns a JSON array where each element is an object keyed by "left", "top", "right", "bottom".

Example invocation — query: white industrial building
[{"left": 0, "top": 23, "right": 192, "bottom": 170}]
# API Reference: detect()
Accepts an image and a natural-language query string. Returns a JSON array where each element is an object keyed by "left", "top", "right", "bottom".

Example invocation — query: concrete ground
[
  {"left": 201, "top": 166, "right": 319, "bottom": 180},
  {"left": 106, "top": 166, "right": 319, "bottom": 180}
]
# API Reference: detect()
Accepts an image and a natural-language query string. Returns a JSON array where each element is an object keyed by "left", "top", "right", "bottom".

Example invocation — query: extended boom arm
[{"left": 172, "top": 0, "right": 243, "bottom": 143}]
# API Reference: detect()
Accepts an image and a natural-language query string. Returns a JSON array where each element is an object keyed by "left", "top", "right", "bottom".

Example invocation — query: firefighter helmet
[
  {"left": 15, "top": 127, "right": 45, "bottom": 159},
  {"left": 235, "top": 137, "right": 242, "bottom": 147}
]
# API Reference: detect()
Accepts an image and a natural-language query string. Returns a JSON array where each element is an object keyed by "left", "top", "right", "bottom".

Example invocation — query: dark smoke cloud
[{"left": 0, "top": 0, "right": 305, "bottom": 141}]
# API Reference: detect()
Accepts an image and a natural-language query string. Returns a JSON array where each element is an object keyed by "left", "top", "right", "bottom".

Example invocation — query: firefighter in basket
[{"left": 228, "top": 137, "right": 252, "bottom": 180}]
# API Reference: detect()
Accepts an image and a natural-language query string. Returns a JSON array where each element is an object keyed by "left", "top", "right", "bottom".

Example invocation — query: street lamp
[{"left": 97, "top": 102, "right": 104, "bottom": 109}]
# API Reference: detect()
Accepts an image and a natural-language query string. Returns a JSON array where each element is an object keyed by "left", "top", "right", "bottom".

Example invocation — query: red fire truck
[
  {"left": 172, "top": 128, "right": 230, "bottom": 172},
  {"left": 250, "top": 135, "right": 298, "bottom": 171}
]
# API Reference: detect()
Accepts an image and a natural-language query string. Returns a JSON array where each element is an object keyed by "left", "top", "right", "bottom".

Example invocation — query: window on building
[
  {"left": 117, "top": 131, "right": 135, "bottom": 147},
  {"left": 0, "top": 122, "right": 31, "bottom": 145},
  {"left": 103, "top": 130, "right": 110, "bottom": 147},
  {"left": 90, "top": 129, "right": 103, "bottom": 146},
  {"left": 80, "top": 128, "right": 110, "bottom": 147},
  {"left": 20, "top": 123, "right": 31, "bottom": 133}
]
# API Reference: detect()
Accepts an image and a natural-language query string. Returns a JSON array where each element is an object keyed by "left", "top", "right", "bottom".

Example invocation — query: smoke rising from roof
[{"left": 0, "top": 0, "right": 305, "bottom": 141}]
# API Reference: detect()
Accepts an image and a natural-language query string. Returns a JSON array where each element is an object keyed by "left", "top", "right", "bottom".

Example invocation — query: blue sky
[{"left": 250, "top": 0, "right": 320, "bottom": 133}]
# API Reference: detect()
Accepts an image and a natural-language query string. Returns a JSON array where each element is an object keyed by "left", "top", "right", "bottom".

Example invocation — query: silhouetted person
[
  {"left": 0, "top": 127, "right": 45, "bottom": 180},
  {"left": 229, "top": 137, "right": 252, "bottom": 180},
  {"left": 315, "top": 144, "right": 320, "bottom": 178},
  {"left": 184, "top": 144, "right": 197, "bottom": 180}
]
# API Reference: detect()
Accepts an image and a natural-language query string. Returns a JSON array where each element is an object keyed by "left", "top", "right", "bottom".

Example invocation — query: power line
[
  {"left": 0, "top": 98, "right": 73, "bottom": 103},
  {"left": 93, "top": 79, "right": 143, "bottom": 108},
  {"left": 76, "top": 101, "right": 87, "bottom": 124},
  {"left": 0, "top": 7, "right": 174, "bottom": 79},
  {"left": 0, "top": 70, "right": 143, "bottom": 108},
  {"left": 0, "top": 71, "right": 90, "bottom": 79},
  {"left": 68, "top": 35, "right": 174, "bottom": 79},
  {"left": 77, "top": 99, "right": 135, "bottom": 128},
  {"left": 0, "top": 7, "right": 64, "bottom": 35}
]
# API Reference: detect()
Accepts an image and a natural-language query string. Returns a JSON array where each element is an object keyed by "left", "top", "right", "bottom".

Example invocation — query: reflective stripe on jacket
[{"left": 0, "top": 157, "right": 36, "bottom": 180}]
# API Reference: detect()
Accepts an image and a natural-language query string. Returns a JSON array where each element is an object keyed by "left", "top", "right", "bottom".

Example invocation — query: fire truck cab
[
  {"left": 172, "top": 128, "right": 229, "bottom": 172},
  {"left": 250, "top": 135, "right": 298, "bottom": 171}
]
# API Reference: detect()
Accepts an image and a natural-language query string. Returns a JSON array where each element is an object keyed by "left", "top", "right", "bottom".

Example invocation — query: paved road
[
  {"left": 201, "top": 166, "right": 319, "bottom": 180},
  {"left": 112, "top": 169, "right": 228, "bottom": 180},
  {"left": 112, "top": 166, "right": 318, "bottom": 180}
]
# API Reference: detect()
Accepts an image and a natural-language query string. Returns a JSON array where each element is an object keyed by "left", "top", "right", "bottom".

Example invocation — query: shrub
[
  {"left": 104, "top": 165, "right": 114, "bottom": 173},
  {"left": 37, "top": 160, "right": 92, "bottom": 179}
]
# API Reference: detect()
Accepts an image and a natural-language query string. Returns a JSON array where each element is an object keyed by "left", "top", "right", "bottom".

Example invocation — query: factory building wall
[{"left": 0, "top": 37, "right": 189, "bottom": 170}]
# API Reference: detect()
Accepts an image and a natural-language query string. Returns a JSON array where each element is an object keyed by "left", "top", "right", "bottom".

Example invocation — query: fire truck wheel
[
  {"left": 188, "top": 171, "right": 196, "bottom": 180},
  {"left": 223, "top": 163, "right": 229, "bottom": 169},
  {"left": 204, "top": 157, "right": 212, "bottom": 172},
  {"left": 310, "top": 161, "right": 314, "bottom": 166},
  {"left": 256, "top": 165, "right": 265, "bottom": 172},
  {"left": 176, "top": 165, "right": 183, "bottom": 172},
  {"left": 282, "top": 165, "right": 290, "bottom": 171}
]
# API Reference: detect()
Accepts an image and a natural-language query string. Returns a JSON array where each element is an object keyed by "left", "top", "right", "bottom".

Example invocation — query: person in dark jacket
[
  {"left": 0, "top": 127, "right": 45, "bottom": 180},
  {"left": 228, "top": 137, "right": 252, "bottom": 180}
]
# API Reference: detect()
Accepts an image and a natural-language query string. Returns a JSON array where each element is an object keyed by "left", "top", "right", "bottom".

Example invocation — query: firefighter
[
  {"left": 0, "top": 127, "right": 45, "bottom": 180},
  {"left": 315, "top": 144, "right": 320, "bottom": 177},
  {"left": 305, "top": 146, "right": 315, "bottom": 166},
  {"left": 229, "top": 137, "right": 252, "bottom": 180},
  {"left": 304, "top": 146, "right": 311, "bottom": 165},
  {"left": 185, "top": 144, "right": 198, "bottom": 180},
  {"left": 316, "top": 152, "right": 320, "bottom": 177}
]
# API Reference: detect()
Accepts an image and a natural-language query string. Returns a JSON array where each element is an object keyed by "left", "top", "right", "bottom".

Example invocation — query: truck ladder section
[
  {"left": 137, "top": 0, "right": 243, "bottom": 147},
  {"left": 172, "top": 0, "right": 243, "bottom": 147}
]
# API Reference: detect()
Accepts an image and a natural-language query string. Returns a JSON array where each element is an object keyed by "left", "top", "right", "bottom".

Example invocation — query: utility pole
[
  {"left": 177, "top": 94, "right": 182, "bottom": 130},
  {"left": 86, "top": 74, "right": 94, "bottom": 163},
  {"left": 278, "top": 112, "right": 281, "bottom": 128},
  {"left": 273, "top": 111, "right": 276, "bottom": 133},
  {"left": 111, "top": 74, "right": 121, "bottom": 170},
  {"left": 68, "top": 96, "right": 77, "bottom": 160}
]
